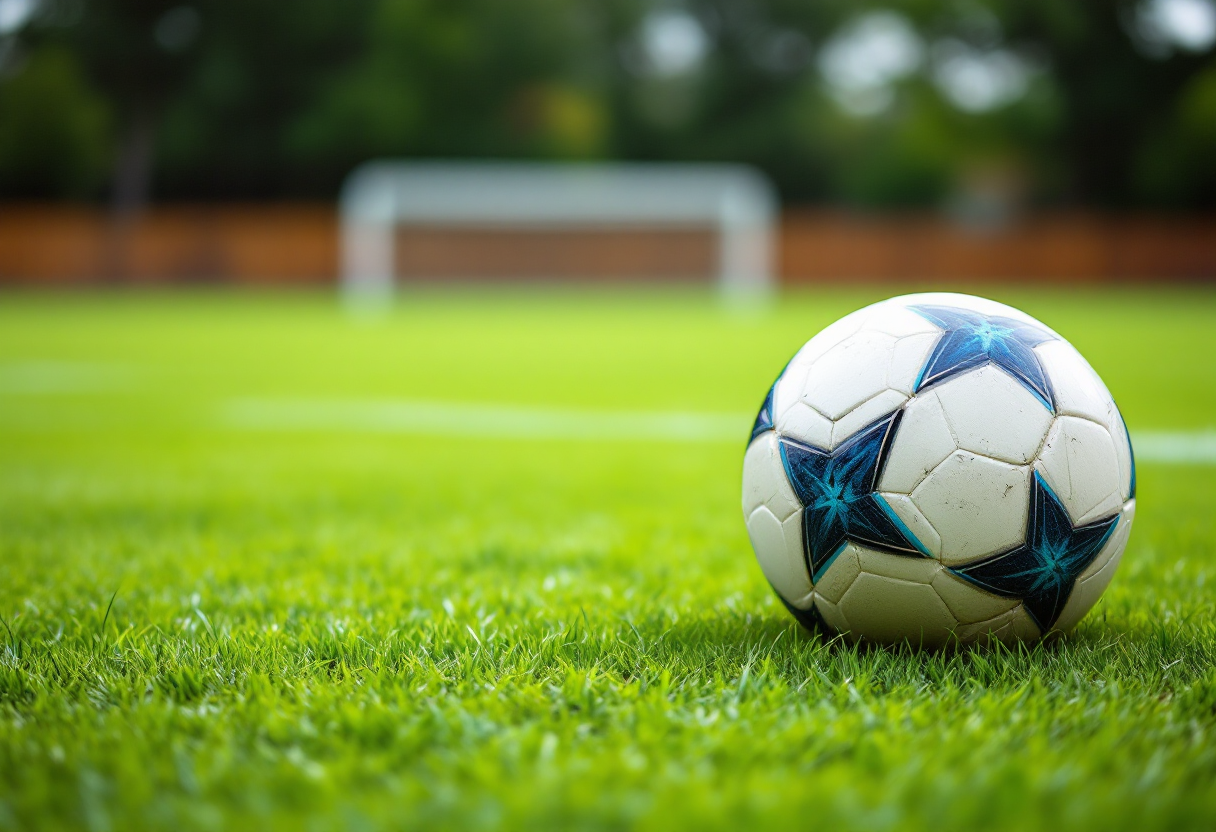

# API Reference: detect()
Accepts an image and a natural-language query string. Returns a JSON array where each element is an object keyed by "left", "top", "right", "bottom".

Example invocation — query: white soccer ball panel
[
  {"left": 773, "top": 400, "right": 833, "bottom": 449},
  {"left": 854, "top": 546, "right": 942, "bottom": 583},
  {"left": 815, "top": 596, "right": 851, "bottom": 634},
  {"left": 933, "top": 365, "right": 1053, "bottom": 464},
  {"left": 813, "top": 542, "right": 863, "bottom": 604},
  {"left": 881, "top": 493, "right": 942, "bottom": 558},
  {"left": 830, "top": 388, "right": 908, "bottom": 447},
  {"left": 910, "top": 451, "right": 1031, "bottom": 566},
  {"left": 780, "top": 511, "right": 811, "bottom": 597},
  {"left": 1035, "top": 416, "right": 1123, "bottom": 525},
  {"left": 1035, "top": 340, "right": 1115, "bottom": 426},
  {"left": 1034, "top": 339, "right": 1134, "bottom": 502},
  {"left": 887, "top": 331, "right": 942, "bottom": 394},
  {"left": 832, "top": 547, "right": 958, "bottom": 647},
  {"left": 786, "top": 305, "right": 873, "bottom": 368},
  {"left": 930, "top": 570, "right": 1020, "bottom": 625},
  {"left": 802, "top": 329, "right": 900, "bottom": 421},
  {"left": 1052, "top": 499, "right": 1135, "bottom": 632},
  {"left": 773, "top": 305, "right": 874, "bottom": 417},
  {"left": 956, "top": 605, "right": 1041, "bottom": 643},
  {"left": 837, "top": 568, "right": 957, "bottom": 647},
  {"left": 772, "top": 361, "right": 811, "bottom": 423},
  {"left": 1004, "top": 607, "right": 1044, "bottom": 641},
  {"left": 741, "top": 432, "right": 800, "bottom": 522},
  {"left": 745, "top": 505, "right": 813, "bottom": 608},
  {"left": 863, "top": 303, "right": 943, "bottom": 339},
  {"left": 878, "top": 390, "right": 957, "bottom": 494},
  {"left": 1078, "top": 498, "right": 1135, "bottom": 583},
  {"left": 1111, "top": 410, "right": 1135, "bottom": 502}
]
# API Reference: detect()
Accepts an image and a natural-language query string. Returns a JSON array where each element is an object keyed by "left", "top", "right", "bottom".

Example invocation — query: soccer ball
[{"left": 742, "top": 293, "right": 1135, "bottom": 646}]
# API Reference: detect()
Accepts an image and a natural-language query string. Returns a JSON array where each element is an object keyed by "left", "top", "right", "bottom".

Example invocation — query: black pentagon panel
[
  {"left": 910, "top": 304, "right": 1058, "bottom": 412},
  {"left": 949, "top": 472, "right": 1119, "bottom": 631},
  {"left": 779, "top": 409, "right": 929, "bottom": 582},
  {"left": 750, "top": 382, "right": 776, "bottom": 443}
]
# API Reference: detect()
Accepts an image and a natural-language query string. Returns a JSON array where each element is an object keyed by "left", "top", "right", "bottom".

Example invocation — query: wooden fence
[
  {"left": 0, "top": 204, "right": 337, "bottom": 286},
  {"left": 1, "top": 203, "right": 1213, "bottom": 285},
  {"left": 781, "top": 211, "right": 1216, "bottom": 283}
]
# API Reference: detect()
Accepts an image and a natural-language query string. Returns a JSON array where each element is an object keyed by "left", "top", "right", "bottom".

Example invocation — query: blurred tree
[
  {"left": 990, "top": 0, "right": 1216, "bottom": 207},
  {"left": 280, "top": 0, "right": 632, "bottom": 194},
  {"left": 0, "top": 46, "right": 111, "bottom": 197},
  {"left": 2, "top": 0, "right": 1215, "bottom": 209},
  {"left": 48, "top": 0, "right": 202, "bottom": 214},
  {"left": 1135, "top": 59, "right": 1216, "bottom": 206},
  {"left": 155, "top": 0, "right": 378, "bottom": 199}
]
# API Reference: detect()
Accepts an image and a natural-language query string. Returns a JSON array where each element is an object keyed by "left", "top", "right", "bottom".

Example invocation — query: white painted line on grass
[
  {"left": 1132, "top": 431, "right": 1216, "bottom": 463},
  {"left": 223, "top": 397, "right": 1216, "bottom": 461},
  {"left": 223, "top": 398, "right": 745, "bottom": 443},
  {"left": 0, "top": 361, "right": 135, "bottom": 395}
]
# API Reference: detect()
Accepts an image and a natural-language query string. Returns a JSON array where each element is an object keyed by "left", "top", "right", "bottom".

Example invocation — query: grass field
[{"left": 2, "top": 286, "right": 1216, "bottom": 832}]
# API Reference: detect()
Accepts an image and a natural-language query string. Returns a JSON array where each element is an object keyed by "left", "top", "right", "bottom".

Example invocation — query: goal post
[{"left": 339, "top": 161, "right": 778, "bottom": 307}]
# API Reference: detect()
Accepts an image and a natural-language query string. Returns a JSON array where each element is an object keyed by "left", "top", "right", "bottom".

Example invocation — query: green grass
[{"left": 1, "top": 286, "right": 1215, "bottom": 832}]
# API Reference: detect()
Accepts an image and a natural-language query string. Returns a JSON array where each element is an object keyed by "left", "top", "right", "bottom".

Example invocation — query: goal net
[{"left": 339, "top": 161, "right": 777, "bottom": 307}]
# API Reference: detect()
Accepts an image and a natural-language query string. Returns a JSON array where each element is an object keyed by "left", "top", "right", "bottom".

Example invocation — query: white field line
[
  {"left": 222, "top": 397, "right": 1216, "bottom": 462},
  {"left": 0, "top": 361, "right": 135, "bottom": 394},
  {"left": 223, "top": 398, "right": 745, "bottom": 443},
  {"left": 1132, "top": 431, "right": 1216, "bottom": 463}
]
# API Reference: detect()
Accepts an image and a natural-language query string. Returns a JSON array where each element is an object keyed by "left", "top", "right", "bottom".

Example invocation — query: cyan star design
[
  {"left": 911, "top": 305, "right": 1058, "bottom": 411},
  {"left": 779, "top": 410, "right": 929, "bottom": 582},
  {"left": 949, "top": 472, "right": 1119, "bottom": 631}
]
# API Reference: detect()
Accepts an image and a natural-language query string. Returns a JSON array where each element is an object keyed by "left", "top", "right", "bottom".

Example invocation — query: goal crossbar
[{"left": 340, "top": 161, "right": 778, "bottom": 305}]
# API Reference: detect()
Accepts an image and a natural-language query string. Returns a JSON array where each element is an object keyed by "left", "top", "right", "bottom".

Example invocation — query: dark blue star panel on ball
[
  {"left": 911, "top": 305, "right": 1058, "bottom": 411},
  {"left": 779, "top": 411, "right": 928, "bottom": 582},
  {"left": 949, "top": 473, "right": 1119, "bottom": 631}
]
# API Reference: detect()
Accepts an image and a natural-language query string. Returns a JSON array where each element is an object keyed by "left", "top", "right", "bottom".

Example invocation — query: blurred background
[{"left": 1, "top": 0, "right": 1215, "bottom": 285}]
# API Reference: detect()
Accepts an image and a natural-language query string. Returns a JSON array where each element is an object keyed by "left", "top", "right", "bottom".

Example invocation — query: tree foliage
[{"left": 0, "top": 0, "right": 1213, "bottom": 208}]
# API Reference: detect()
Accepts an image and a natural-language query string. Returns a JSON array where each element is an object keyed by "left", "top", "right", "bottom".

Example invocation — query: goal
[{"left": 339, "top": 161, "right": 778, "bottom": 307}]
